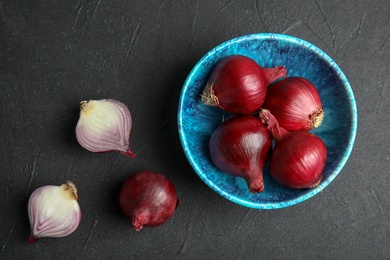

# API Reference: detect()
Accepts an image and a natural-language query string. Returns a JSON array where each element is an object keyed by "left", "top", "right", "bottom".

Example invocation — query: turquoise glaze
[{"left": 178, "top": 33, "right": 358, "bottom": 209}]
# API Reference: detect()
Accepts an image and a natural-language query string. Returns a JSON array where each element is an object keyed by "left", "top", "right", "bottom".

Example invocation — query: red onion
[
  {"left": 209, "top": 115, "right": 272, "bottom": 193},
  {"left": 119, "top": 171, "right": 179, "bottom": 231},
  {"left": 263, "top": 77, "right": 324, "bottom": 131},
  {"left": 201, "top": 55, "right": 287, "bottom": 115},
  {"left": 259, "top": 109, "right": 327, "bottom": 189},
  {"left": 75, "top": 99, "right": 135, "bottom": 157},
  {"left": 28, "top": 181, "right": 81, "bottom": 243}
]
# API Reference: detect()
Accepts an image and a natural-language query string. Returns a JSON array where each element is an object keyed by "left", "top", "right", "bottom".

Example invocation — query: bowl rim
[{"left": 178, "top": 33, "right": 358, "bottom": 209}]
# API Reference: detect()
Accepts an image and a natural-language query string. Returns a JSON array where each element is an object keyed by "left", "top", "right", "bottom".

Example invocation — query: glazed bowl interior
[{"left": 178, "top": 33, "right": 357, "bottom": 209}]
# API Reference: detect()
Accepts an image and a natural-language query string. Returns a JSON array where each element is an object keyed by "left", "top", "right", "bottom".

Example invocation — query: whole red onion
[
  {"left": 119, "top": 171, "right": 179, "bottom": 231},
  {"left": 259, "top": 109, "right": 327, "bottom": 189},
  {"left": 263, "top": 77, "right": 324, "bottom": 131},
  {"left": 209, "top": 115, "right": 272, "bottom": 193},
  {"left": 201, "top": 55, "right": 287, "bottom": 115}
]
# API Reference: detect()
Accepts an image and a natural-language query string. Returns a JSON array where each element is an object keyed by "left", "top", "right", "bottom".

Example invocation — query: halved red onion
[
  {"left": 28, "top": 181, "right": 81, "bottom": 243},
  {"left": 75, "top": 99, "right": 135, "bottom": 157}
]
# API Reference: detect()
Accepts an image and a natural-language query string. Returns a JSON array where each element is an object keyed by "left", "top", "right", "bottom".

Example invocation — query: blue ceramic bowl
[{"left": 178, "top": 33, "right": 357, "bottom": 209}]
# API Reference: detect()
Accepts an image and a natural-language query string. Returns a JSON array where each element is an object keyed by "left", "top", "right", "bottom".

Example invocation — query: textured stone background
[{"left": 1, "top": 0, "right": 389, "bottom": 259}]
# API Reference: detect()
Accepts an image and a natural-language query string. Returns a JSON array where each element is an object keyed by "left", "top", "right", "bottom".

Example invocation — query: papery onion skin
[
  {"left": 270, "top": 131, "right": 327, "bottom": 189},
  {"left": 209, "top": 115, "right": 272, "bottom": 193},
  {"left": 76, "top": 99, "right": 135, "bottom": 157},
  {"left": 119, "top": 171, "right": 179, "bottom": 231},
  {"left": 259, "top": 109, "right": 327, "bottom": 189},
  {"left": 28, "top": 181, "right": 81, "bottom": 243},
  {"left": 201, "top": 55, "right": 287, "bottom": 115},
  {"left": 263, "top": 77, "right": 324, "bottom": 131}
]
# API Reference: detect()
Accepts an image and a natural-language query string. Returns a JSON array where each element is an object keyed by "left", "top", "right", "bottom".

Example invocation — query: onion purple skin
[
  {"left": 202, "top": 55, "right": 287, "bottom": 115},
  {"left": 270, "top": 131, "right": 327, "bottom": 189},
  {"left": 119, "top": 171, "right": 179, "bottom": 231},
  {"left": 263, "top": 77, "right": 324, "bottom": 131},
  {"left": 209, "top": 115, "right": 272, "bottom": 193}
]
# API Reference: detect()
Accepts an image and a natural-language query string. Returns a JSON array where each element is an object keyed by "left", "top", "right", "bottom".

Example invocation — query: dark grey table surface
[{"left": 1, "top": 0, "right": 389, "bottom": 259}]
